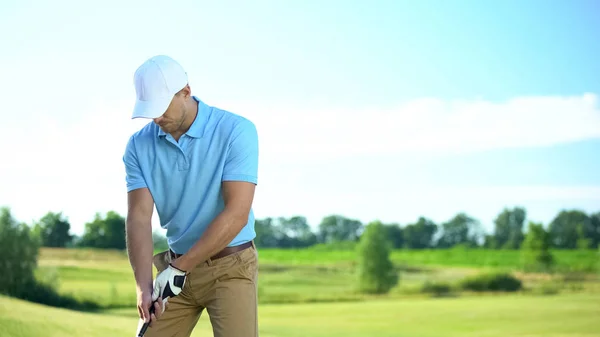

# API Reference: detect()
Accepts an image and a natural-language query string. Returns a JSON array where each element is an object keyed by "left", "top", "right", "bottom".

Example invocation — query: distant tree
[
  {"left": 254, "top": 216, "right": 317, "bottom": 248},
  {"left": 482, "top": 234, "right": 496, "bottom": 248},
  {"left": 383, "top": 223, "right": 403, "bottom": 249},
  {"left": 403, "top": 217, "right": 438, "bottom": 249},
  {"left": 0, "top": 206, "right": 40, "bottom": 297},
  {"left": 576, "top": 224, "right": 592, "bottom": 250},
  {"left": 33, "top": 211, "right": 73, "bottom": 247},
  {"left": 521, "top": 221, "right": 554, "bottom": 273},
  {"left": 70, "top": 234, "right": 82, "bottom": 248},
  {"left": 493, "top": 207, "right": 526, "bottom": 249},
  {"left": 254, "top": 217, "right": 279, "bottom": 248},
  {"left": 356, "top": 221, "right": 398, "bottom": 294},
  {"left": 278, "top": 216, "right": 317, "bottom": 248},
  {"left": 437, "top": 213, "right": 484, "bottom": 248},
  {"left": 549, "top": 210, "right": 591, "bottom": 249},
  {"left": 79, "top": 211, "right": 126, "bottom": 249},
  {"left": 590, "top": 212, "right": 600, "bottom": 249},
  {"left": 318, "top": 215, "right": 363, "bottom": 243}
]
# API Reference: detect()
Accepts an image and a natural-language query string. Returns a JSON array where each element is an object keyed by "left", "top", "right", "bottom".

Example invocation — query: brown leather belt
[{"left": 170, "top": 241, "right": 253, "bottom": 260}]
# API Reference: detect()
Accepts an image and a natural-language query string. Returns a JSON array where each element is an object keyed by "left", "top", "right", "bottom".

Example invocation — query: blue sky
[{"left": 1, "top": 0, "right": 599, "bottom": 235}]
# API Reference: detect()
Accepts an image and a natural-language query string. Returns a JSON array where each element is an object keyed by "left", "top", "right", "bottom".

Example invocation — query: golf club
[
  {"left": 137, "top": 274, "right": 186, "bottom": 337},
  {"left": 137, "top": 301, "right": 157, "bottom": 337}
]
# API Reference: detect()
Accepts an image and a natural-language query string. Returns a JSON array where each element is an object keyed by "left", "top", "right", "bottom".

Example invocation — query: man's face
[{"left": 153, "top": 91, "right": 188, "bottom": 133}]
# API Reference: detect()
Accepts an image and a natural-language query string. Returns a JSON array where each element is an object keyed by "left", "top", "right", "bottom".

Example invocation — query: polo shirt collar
[{"left": 157, "top": 96, "right": 209, "bottom": 138}]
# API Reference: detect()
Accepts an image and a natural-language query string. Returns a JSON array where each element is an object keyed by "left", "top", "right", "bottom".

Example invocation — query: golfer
[{"left": 123, "top": 55, "right": 259, "bottom": 337}]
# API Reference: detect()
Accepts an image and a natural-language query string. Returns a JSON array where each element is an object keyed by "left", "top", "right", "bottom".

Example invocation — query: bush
[
  {"left": 0, "top": 206, "right": 100, "bottom": 311},
  {"left": 421, "top": 281, "right": 453, "bottom": 297},
  {"left": 356, "top": 221, "right": 399, "bottom": 294},
  {"left": 521, "top": 221, "right": 555, "bottom": 273},
  {"left": 459, "top": 272, "right": 522, "bottom": 292},
  {"left": 0, "top": 207, "right": 40, "bottom": 297}
]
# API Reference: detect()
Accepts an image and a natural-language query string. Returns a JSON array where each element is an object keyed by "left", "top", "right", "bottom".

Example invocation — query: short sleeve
[
  {"left": 123, "top": 136, "right": 148, "bottom": 192},
  {"left": 222, "top": 119, "right": 259, "bottom": 184}
]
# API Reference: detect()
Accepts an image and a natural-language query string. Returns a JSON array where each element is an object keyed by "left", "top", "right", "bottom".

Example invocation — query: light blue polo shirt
[{"left": 122, "top": 96, "right": 258, "bottom": 254}]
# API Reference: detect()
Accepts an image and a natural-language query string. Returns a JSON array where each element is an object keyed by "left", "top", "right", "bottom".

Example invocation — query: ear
[{"left": 181, "top": 84, "right": 191, "bottom": 99}]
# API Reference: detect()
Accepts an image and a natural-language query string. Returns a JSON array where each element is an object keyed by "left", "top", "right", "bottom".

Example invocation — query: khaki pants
[{"left": 137, "top": 243, "right": 259, "bottom": 337}]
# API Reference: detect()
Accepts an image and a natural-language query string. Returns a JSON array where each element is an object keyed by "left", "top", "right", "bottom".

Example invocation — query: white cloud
[
  {"left": 224, "top": 92, "right": 600, "bottom": 159},
  {"left": 1, "top": 93, "right": 599, "bottom": 234}
]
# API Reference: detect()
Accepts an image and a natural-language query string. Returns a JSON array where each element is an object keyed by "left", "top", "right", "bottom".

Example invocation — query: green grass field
[
  {"left": 2, "top": 246, "right": 599, "bottom": 336},
  {"left": 33, "top": 246, "right": 600, "bottom": 307},
  {"left": 258, "top": 245, "right": 600, "bottom": 272},
  {"left": 2, "top": 292, "right": 599, "bottom": 337}
]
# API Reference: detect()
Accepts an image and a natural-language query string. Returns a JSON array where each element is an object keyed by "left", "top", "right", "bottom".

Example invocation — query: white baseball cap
[{"left": 132, "top": 55, "right": 188, "bottom": 119}]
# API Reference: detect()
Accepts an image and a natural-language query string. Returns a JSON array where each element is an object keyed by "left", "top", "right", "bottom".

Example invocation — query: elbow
[
  {"left": 125, "top": 214, "right": 152, "bottom": 233},
  {"left": 228, "top": 209, "right": 250, "bottom": 229},
  {"left": 235, "top": 213, "right": 250, "bottom": 229}
]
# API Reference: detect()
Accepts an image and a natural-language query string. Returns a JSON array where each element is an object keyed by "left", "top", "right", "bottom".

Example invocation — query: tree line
[
  {"left": 0, "top": 205, "right": 567, "bottom": 304},
  {"left": 254, "top": 208, "right": 600, "bottom": 250},
  {"left": 12, "top": 205, "right": 600, "bottom": 251}
]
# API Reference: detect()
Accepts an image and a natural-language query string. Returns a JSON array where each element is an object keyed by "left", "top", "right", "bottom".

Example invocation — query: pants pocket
[{"left": 236, "top": 247, "right": 259, "bottom": 282}]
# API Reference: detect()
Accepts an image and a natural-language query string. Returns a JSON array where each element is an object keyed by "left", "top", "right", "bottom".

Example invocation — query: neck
[
  {"left": 173, "top": 97, "right": 199, "bottom": 141},
  {"left": 183, "top": 97, "right": 199, "bottom": 130}
]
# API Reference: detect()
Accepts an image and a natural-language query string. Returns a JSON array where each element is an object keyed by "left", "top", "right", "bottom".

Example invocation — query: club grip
[{"left": 137, "top": 301, "right": 157, "bottom": 337}]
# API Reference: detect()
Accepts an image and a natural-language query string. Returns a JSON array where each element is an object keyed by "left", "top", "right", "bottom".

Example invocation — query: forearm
[
  {"left": 126, "top": 218, "right": 154, "bottom": 293},
  {"left": 175, "top": 209, "right": 248, "bottom": 271}
]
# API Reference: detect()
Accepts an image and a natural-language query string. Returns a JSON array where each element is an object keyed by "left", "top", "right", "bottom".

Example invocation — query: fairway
[
  {"left": 5, "top": 247, "right": 600, "bottom": 337},
  {"left": 1, "top": 293, "right": 599, "bottom": 337},
  {"left": 32, "top": 247, "right": 600, "bottom": 307}
]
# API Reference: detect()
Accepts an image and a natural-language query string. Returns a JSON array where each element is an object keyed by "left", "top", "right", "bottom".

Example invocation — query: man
[{"left": 123, "top": 54, "right": 260, "bottom": 337}]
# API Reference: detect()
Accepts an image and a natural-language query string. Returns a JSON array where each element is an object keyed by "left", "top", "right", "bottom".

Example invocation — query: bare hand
[{"left": 137, "top": 289, "right": 166, "bottom": 326}]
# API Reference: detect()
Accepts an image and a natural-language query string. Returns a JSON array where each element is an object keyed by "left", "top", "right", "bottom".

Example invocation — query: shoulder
[
  {"left": 124, "top": 121, "right": 158, "bottom": 156},
  {"left": 128, "top": 121, "right": 158, "bottom": 143},
  {"left": 210, "top": 106, "right": 258, "bottom": 140}
]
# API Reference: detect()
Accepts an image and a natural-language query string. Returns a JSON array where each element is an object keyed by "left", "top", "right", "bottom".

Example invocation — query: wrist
[
  {"left": 171, "top": 256, "right": 194, "bottom": 272},
  {"left": 136, "top": 282, "right": 152, "bottom": 295}
]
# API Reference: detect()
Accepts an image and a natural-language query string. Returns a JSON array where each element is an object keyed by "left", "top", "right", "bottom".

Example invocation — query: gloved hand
[
  {"left": 137, "top": 264, "right": 188, "bottom": 336},
  {"left": 152, "top": 263, "right": 187, "bottom": 309}
]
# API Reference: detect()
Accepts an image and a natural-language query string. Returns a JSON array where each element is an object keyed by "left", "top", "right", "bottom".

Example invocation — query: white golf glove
[{"left": 152, "top": 263, "right": 187, "bottom": 310}]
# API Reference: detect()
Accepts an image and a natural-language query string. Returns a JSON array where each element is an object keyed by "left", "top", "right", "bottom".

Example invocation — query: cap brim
[{"left": 131, "top": 95, "right": 173, "bottom": 119}]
